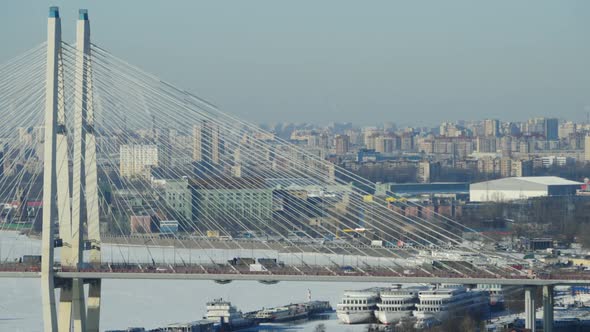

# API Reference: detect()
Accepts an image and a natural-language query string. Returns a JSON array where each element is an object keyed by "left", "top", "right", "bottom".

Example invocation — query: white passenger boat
[
  {"left": 375, "top": 287, "right": 423, "bottom": 325},
  {"left": 336, "top": 288, "right": 379, "bottom": 324},
  {"left": 413, "top": 285, "right": 489, "bottom": 328}
]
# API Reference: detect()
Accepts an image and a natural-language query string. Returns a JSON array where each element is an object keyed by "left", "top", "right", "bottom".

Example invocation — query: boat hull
[
  {"left": 375, "top": 310, "right": 412, "bottom": 325},
  {"left": 336, "top": 310, "right": 374, "bottom": 324}
]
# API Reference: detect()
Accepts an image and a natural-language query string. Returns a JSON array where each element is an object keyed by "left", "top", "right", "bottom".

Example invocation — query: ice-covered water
[
  {"left": 0, "top": 231, "right": 393, "bottom": 331},
  {"left": 0, "top": 277, "right": 389, "bottom": 331}
]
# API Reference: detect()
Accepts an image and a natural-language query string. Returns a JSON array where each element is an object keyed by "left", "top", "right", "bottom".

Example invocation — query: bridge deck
[
  {"left": 1, "top": 265, "right": 588, "bottom": 286},
  {"left": 0, "top": 271, "right": 588, "bottom": 286}
]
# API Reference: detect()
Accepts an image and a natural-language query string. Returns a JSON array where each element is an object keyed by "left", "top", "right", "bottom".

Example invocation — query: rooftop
[
  {"left": 189, "top": 177, "right": 270, "bottom": 190},
  {"left": 510, "top": 176, "right": 582, "bottom": 186},
  {"left": 471, "top": 176, "right": 583, "bottom": 190}
]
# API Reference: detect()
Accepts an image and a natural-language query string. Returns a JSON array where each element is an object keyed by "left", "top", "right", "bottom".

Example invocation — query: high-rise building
[
  {"left": 193, "top": 121, "right": 220, "bottom": 165},
  {"left": 559, "top": 121, "right": 576, "bottom": 140},
  {"left": 519, "top": 140, "right": 533, "bottom": 154},
  {"left": 400, "top": 133, "right": 414, "bottom": 151},
  {"left": 512, "top": 159, "right": 533, "bottom": 177},
  {"left": 525, "top": 117, "right": 546, "bottom": 135},
  {"left": 156, "top": 128, "right": 171, "bottom": 169},
  {"left": 318, "top": 133, "right": 330, "bottom": 150},
  {"left": 375, "top": 136, "right": 394, "bottom": 153},
  {"left": 500, "top": 158, "right": 513, "bottom": 177},
  {"left": 440, "top": 122, "right": 461, "bottom": 137},
  {"left": 476, "top": 137, "right": 497, "bottom": 153},
  {"left": 585, "top": 136, "right": 590, "bottom": 162},
  {"left": 335, "top": 134, "right": 350, "bottom": 154},
  {"left": 364, "top": 134, "right": 378, "bottom": 150},
  {"left": 501, "top": 122, "right": 520, "bottom": 136},
  {"left": 307, "top": 133, "right": 320, "bottom": 147},
  {"left": 500, "top": 136, "right": 512, "bottom": 157},
  {"left": 192, "top": 125, "right": 202, "bottom": 161},
  {"left": 544, "top": 118, "right": 558, "bottom": 141},
  {"left": 484, "top": 119, "right": 500, "bottom": 137},
  {"left": 477, "top": 157, "right": 502, "bottom": 175},
  {"left": 362, "top": 128, "right": 379, "bottom": 148},
  {"left": 120, "top": 144, "right": 159, "bottom": 178},
  {"left": 418, "top": 161, "right": 441, "bottom": 183}
]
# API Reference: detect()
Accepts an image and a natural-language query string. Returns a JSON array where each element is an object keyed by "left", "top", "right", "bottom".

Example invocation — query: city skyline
[
  {"left": 1, "top": 5, "right": 590, "bottom": 331},
  {"left": 2, "top": 1, "right": 590, "bottom": 125}
]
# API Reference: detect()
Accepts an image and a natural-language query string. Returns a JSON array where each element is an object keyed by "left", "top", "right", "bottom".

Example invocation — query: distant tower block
[{"left": 193, "top": 120, "right": 221, "bottom": 164}]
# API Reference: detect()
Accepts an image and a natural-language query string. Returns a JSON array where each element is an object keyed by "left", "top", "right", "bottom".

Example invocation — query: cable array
[{"left": 0, "top": 41, "right": 525, "bottom": 279}]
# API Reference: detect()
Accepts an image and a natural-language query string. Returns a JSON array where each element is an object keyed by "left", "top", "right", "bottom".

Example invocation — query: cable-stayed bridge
[{"left": 0, "top": 6, "right": 587, "bottom": 332}]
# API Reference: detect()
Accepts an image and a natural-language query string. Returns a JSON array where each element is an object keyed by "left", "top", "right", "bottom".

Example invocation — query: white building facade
[
  {"left": 120, "top": 144, "right": 159, "bottom": 178},
  {"left": 470, "top": 176, "right": 582, "bottom": 202}
]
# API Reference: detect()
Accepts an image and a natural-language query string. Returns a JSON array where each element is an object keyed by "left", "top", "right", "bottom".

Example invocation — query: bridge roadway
[{"left": 0, "top": 263, "right": 589, "bottom": 286}]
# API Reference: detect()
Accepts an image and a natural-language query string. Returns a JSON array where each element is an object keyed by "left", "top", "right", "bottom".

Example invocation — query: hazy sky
[{"left": 1, "top": 1, "right": 590, "bottom": 126}]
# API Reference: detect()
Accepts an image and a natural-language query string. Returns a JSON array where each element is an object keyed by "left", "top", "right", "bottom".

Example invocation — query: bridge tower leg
[
  {"left": 543, "top": 285, "right": 554, "bottom": 332},
  {"left": 41, "top": 6, "right": 62, "bottom": 332},
  {"left": 83, "top": 9, "right": 102, "bottom": 330},
  {"left": 525, "top": 286, "right": 537, "bottom": 332},
  {"left": 71, "top": 9, "right": 103, "bottom": 332},
  {"left": 55, "top": 5, "right": 73, "bottom": 331},
  {"left": 70, "top": 8, "right": 97, "bottom": 332}
]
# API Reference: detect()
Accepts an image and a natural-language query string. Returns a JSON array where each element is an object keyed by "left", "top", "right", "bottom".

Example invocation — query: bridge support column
[
  {"left": 42, "top": 6, "right": 62, "bottom": 331},
  {"left": 57, "top": 279, "right": 72, "bottom": 332},
  {"left": 543, "top": 285, "right": 554, "bottom": 332},
  {"left": 86, "top": 279, "right": 101, "bottom": 332},
  {"left": 71, "top": 279, "right": 86, "bottom": 332},
  {"left": 525, "top": 286, "right": 537, "bottom": 332}
]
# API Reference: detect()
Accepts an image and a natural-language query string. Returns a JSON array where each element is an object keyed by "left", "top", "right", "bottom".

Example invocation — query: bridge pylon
[
  {"left": 41, "top": 6, "right": 62, "bottom": 331},
  {"left": 41, "top": 7, "right": 102, "bottom": 332}
]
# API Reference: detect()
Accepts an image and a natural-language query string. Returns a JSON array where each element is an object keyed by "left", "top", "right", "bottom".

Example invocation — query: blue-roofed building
[{"left": 375, "top": 182, "right": 469, "bottom": 197}]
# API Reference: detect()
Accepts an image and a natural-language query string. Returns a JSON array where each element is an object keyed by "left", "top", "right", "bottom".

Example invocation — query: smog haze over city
[
  {"left": 3, "top": 2, "right": 590, "bottom": 332},
  {"left": 2, "top": 1, "right": 590, "bottom": 125}
]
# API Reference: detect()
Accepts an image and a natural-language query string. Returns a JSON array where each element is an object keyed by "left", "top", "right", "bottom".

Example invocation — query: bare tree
[{"left": 314, "top": 323, "right": 327, "bottom": 332}]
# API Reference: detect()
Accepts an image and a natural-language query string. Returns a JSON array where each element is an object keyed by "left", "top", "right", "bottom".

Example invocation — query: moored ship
[
  {"left": 375, "top": 287, "right": 423, "bottom": 325},
  {"left": 336, "top": 288, "right": 380, "bottom": 324},
  {"left": 205, "top": 298, "right": 258, "bottom": 330},
  {"left": 413, "top": 285, "right": 489, "bottom": 328},
  {"left": 476, "top": 284, "right": 519, "bottom": 311},
  {"left": 255, "top": 303, "right": 308, "bottom": 322}
]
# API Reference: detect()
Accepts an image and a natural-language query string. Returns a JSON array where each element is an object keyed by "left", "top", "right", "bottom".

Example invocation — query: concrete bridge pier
[
  {"left": 525, "top": 286, "right": 536, "bottom": 332},
  {"left": 543, "top": 285, "right": 554, "bottom": 332}
]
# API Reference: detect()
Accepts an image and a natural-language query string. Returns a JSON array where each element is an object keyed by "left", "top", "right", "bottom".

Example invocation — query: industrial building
[
  {"left": 190, "top": 177, "right": 273, "bottom": 229},
  {"left": 376, "top": 182, "right": 469, "bottom": 196},
  {"left": 469, "top": 176, "right": 582, "bottom": 202}
]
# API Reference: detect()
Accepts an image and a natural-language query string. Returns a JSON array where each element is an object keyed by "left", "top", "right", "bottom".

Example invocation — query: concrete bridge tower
[{"left": 41, "top": 7, "right": 102, "bottom": 332}]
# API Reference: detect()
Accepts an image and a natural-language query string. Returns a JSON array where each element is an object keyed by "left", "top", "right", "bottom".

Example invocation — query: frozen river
[
  {"left": 0, "top": 277, "right": 391, "bottom": 331},
  {"left": 0, "top": 231, "right": 394, "bottom": 331}
]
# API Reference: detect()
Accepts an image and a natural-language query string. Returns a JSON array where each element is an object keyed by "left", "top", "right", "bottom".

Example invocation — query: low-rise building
[
  {"left": 470, "top": 176, "right": 582, "bottom": 202},
  {"left": 164, "top": 179, "right": 192, "bottom": 222},
  {"left": 190, "top": 177, "right": 273, "bottom": 229}
]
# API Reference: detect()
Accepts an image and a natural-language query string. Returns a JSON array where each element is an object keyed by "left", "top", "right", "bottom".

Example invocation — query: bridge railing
[{"left": 4, "top": 260, "right": 588, "bottom": 281}]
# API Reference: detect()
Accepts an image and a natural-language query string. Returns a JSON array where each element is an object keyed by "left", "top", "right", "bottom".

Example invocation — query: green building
[{"left": 190, "top": 177, "right": 273, "bottom": 230}]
